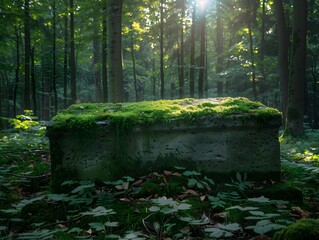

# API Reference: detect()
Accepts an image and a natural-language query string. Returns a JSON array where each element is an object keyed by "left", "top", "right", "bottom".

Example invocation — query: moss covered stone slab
[{"left": 47, "top": 98, "right": 282, "bottom": 191}]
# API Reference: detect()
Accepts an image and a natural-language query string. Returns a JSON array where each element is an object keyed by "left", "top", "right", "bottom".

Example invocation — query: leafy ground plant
[{"left": 0, "top": 121, "right": 319, "bottom": 239}]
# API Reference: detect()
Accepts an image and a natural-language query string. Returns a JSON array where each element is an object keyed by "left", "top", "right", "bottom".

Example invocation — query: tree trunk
[
  {"left": 69, "top": 0, "right": 77, "bottom": 104},
  {"left": 178, "top": 0, "right": 185, "bottom": 99},
  {"left": 14, "top": 27, "right": 20, "bottom": 117},
  {"left": 93, "top": 23, "right": 102, "bottom": 102},
  {"left": 152, "top": 58, "right": 157, "bottom": 100},
  {"left": 130, "top": 28, "right": 139, "bottom": 102},
  {"left": 63, "top": 0, "right": 68, "bottom": 108},
  {"left": 273, "top": 0, "right": 289, "bottom": 125},
  {"left": 259, "top": 0, "right": 267, "bottom": 95},
  {"left": 108, "top": 0, "right": 124, "bottom": 103},
  {"left": 286, "top": 0, "right": 307, "bottom": 136},
  {"left": 160, "top": 0, "right": 165, "bottom": 99},
  {"left": 198, "top": 12, "right": 206, "bottom": 99},
  {"left": 0, "top": 74, "right": 3, "bottom": 129},
  {"left": 189, "top": 5, "right": 196, "bottom": 98},
  {"left": 216, "top": 0, "right": 223, "bottom": 97},
  {"left": 24, "top": 0, "right": 31, "bottom": 110},
  {"left": 102, "top": 3, "right": 108, "bottom": 102},
  {"left": 31, "top": 47, "right": 37, "bottom": 115},
  {"left": 248, "top": 25, "right": 257, "bottom": 100},
  {"left": 52, "top": 0, "right": 57, "bottom": 114}
]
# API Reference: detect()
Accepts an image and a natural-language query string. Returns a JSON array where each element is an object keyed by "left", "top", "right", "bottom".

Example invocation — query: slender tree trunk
[
  {"left": 248, "top": 25, "right": 257, "bottom": 100},
  {"left": 274, "top": 0, "right": 289, "bottom": 125},
  {"left": 160, "top": 0, "right": 165, "bottom": 99},
  {"left": 152, "top": 58, "right": 156, "bottom": 100},
  {"left": 93, "top": 23, "right": 102, "bottom": 102},
  {"left": 286, "top": 0, "right": 307, "bottom": 136},
  {"left": 69, "top": 0, "right": 77, "bottom": 104},
  {"left": 198, "top": 12, "right": 206, "bottom": 98},
  {"left": 14, "top": 27, "right": 20, "bottom": 117},
  {"left": 259, "top": 0, "right": 267, "bottom": 95},
  {"left": 63, "top": 1, "right": 68, "bottom": 108},
  {"left": 216, "top": 0, "right": 223, "bottom": 97},
  {"left": 0, "top": 76, "right": 3, "bottom": 129},
  {"left": 102, "top": 3, "right": 108, "bottom": 102},
  {"left": 31, "top": 47, "right": 37, "bottom": 115},
  {"left": 178, "top": 0, "right": 185, "bottom": 99},
  {"left": 52, "top": 0, "right": 57, "bottom": 114},
  {"left": 24, "top": 0, "right": 31, "bottom": 110},
  {"left": 189, "top": 5, "right": 196, "bottom": 98},
  {"left": 107, "top": 0, "right": 124, "bottom": 103},
  {"left": 130, "top": 28, "right": 139, "bottom": 102}
]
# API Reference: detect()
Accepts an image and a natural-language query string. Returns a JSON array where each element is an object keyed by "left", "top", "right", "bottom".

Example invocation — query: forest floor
[{"left": 0, "top": 118, "right": 318, "bottom": 239}]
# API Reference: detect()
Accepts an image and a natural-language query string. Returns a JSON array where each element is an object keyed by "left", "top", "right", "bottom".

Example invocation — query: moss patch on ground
[{"left": 50, "top": 97, "right": 281, "bottom": 130}]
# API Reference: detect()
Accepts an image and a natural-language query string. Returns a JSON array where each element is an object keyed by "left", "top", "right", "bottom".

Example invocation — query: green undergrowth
[
  {"left": 1, "top": 113, "right": 319, "bottom": 239},
  {"left": 50, "top": 97, "right": 281, "bottom": 130}
]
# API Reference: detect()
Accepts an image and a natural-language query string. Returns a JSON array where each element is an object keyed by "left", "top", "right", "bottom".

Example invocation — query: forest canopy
[{"left": 0, "top": 0, "right": 318, "bottom": 136}]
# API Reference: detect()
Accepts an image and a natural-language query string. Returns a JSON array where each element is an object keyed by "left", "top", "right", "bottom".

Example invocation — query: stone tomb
[{"left": 47, "top": 98, "right": 282, "bottom": 190}]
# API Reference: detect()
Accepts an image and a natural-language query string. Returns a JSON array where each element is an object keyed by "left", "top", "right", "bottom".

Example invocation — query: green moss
[
  {"left": 273, "top": 219, "right": 319, "bottom": 240},
  {"left": 50, "top": 97, "right": 281, "bottom": 130}
]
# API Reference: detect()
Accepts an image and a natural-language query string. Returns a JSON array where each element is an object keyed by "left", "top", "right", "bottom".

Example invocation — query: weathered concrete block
[{"left": 47, "top": 98, "right": 282, "bottom": 191}]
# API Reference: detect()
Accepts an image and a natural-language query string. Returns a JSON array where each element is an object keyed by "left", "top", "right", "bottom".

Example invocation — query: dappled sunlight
[{"left": 281, "top": 129, "right": 319, "bottom": 165}]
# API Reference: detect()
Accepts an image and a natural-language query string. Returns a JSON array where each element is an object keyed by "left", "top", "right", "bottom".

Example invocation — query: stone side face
[{"left": 48, "top": 117, "right": 281, "bottom": 191}]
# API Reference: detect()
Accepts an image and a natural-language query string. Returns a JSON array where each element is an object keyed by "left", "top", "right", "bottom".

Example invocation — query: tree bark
[
  {"left": 52, "top": 0, "right": 57, "bottom": 114},
  {"left": 107, "top": 0, "right": 124, "bottom": 103},
  {"left": 160, "top": 0, "right": 165, "bottom": 99},
  {"left": 102, "top": 3, "right": 108, "bottom": 102},
  {"left": 198, "top": 12, "right": 206, "bottom": 98},
  {"left": 215, "top": 0, "right": 223, "bottom": 97},
  {"left": 248, "top": 25, "right": 257, "bottom": 100},
  {"left": 24, "top": 0, "right": 31, "bottom": 110},
  {"left": 14, "top": 27, "right": 20, "bottom": 117},
  {"left": 31, "top": 47, "right": 37, "bottom": 115},
  {"left": 286, "top": 0, "right": 307, "bottom": 136},
  {"left": 63, "top": 0, "right": 68, "bottom": 108},
  {"left": 93, "top": 23, "right": 102, "bottom": 102},
  {"left": 130, "top": 25, "right": 139, "bottom": 102},
  {"left": 69, "top": 0, "right": 77, "bottom": 104},
  {"left": 273, "top": 0, "right": 289, "bottom": 125},
  {"left": 189, "top": 5, "right": 196, "bottom": 98},
  {"left": 178, "top": 0, "right": 185, "bottom": 99}
]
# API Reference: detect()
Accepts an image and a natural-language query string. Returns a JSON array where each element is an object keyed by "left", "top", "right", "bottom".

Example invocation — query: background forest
[{"left": 0, "top": 0, "right": 318, "bottom": 135}]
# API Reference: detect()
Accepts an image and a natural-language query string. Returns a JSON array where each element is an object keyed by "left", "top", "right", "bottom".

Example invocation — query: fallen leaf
[
  {"left": 185, "top": 189, "right": 199, "bottom": 196},
  {"left": 291, "top": 206, "right": 310, "bottom": 218},
  {"left": 131, "top": 179, "right": 143, "bottom": 186},
  {"left": 213, "top": 212, "right": 228, "bottom": 221},
  {"left": 164, "top": 170, "right": 172, "bottom": 176}
]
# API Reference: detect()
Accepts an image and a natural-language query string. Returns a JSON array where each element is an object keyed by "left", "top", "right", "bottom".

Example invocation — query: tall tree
[
  {"left": 274, "top": 0, "right": 289, "bottom": 123},
  {"left": 160, "top": 0, "right": 165, "bottom": 99},
  {"left": 178, "top": 0, "right": 185, "bottom": 99},
  {"left": 286, "top": 0, "right": 307, "bottom": 136},
  {"left": 63, "top": 0, "right": 68, "bottom": 108},
  {"left": 215, "top": 0, "right": 223, "bottom": 97},
  {"left": 102, "top": 2, "right": 108, "bottom": 102},
  {"left": 24, "top": 0, "right": 31, "bottom": 110},
  {"left": 93, "top": 20, "right": 102, "bottom": 102},
  {"left": 13, "top": 27, "right": 20, "bottom": 117},
  {"left": 107, "top": 0, "right": 124, "bottom": 103},
  {"left": 198, "top": 6, "right": 206, "bottom": 98},
  {"left": 69, "top": 0, "right": 77, "bottom": 104},
  {"left": 52, "top": 0, "right": 58, "bottom": 114},
  {"left": 189, "top": 5, "right": 196, "bottom": 98}
]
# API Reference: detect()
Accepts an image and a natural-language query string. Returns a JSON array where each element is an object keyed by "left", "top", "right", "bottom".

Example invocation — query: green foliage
[{"left": 1, "top": 128, "right": 319, "bottom": 239}]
